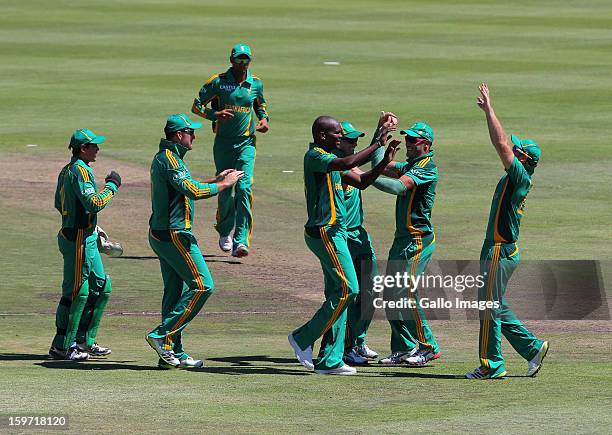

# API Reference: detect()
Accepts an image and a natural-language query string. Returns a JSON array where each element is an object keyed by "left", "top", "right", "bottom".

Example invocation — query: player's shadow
[
  {"left": 115, "top": 255, "right": 242, "bottom": 265},
  {"left": 35, "top": 360, "right": 158, "bottom": 371},
  {"left": 208, "top": 355, "right": 298, "bottom": 366},
  {"left": 0, "top": 353, "right": 51, "bottom": 361}
]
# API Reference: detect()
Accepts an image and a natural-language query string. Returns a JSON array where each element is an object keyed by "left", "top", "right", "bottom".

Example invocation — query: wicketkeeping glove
[{"left": 105, "top": 170, "right": 122, "bottom": 188}]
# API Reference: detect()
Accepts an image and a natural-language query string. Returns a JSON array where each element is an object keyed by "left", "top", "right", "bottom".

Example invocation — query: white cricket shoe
[
  {"left": 288, "top": 333, "right": 314, "bottom": 370},
  {"left": 527, "top": 341, "right": 549, "bottom": 377},
  {"left": 65, "top": 345, "right": 89, "bottom": 361},
  {"left": 77, "top": 342, "right": 112, "bottom": 356},
  {"left": 315, "top": 364, "right": 357, "bottom": 375},
  {"left": 219, "top": 236, "right": 233, "bottom": 253},
  {"left": 378, "top": 349, "right": 414, "bottom": 365},
  {"left": 145, "top": 335, "right": 180, "bottom": 367},
  {"left": 343, "top": 348, "right": 368, "bottom": 365},
  {"left": 178, "top": 356, "right": 204, "bottom": 369},
  {"left": 405, "top": 348, "right": 437, "bottom": 366},
  {"left": 356, "top": 343, "right": 379, "bottom": 359},
  {"left": 232, "top": 243, "right": 249, "bottom": 258}
]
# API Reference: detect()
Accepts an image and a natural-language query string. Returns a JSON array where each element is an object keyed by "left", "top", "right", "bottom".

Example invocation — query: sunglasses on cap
[{"left": 233, "top": 57, "right": 251, "bottom": 65}]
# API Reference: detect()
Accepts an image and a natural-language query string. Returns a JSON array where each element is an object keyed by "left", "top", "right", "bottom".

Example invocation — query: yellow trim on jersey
[
  {"left": 77, "top": 165, "right": 90, "bottom": 182},
  {"left": 493, "top": 180, "right": 510, "bottom": 243},
  {"left": 184, "top": 196, "right": 190, "bottom": 230},
  {"left": 204, "top": 73, "right": 219, "bottom": 86},
  {"left": 183, "top": 179, "right": 211, "bottom": 198},
  {"left": 325, "top": 174, "right": 337, "bottom": 225},
  {"left": 480, "top": 244, "right": 501, "bottom": 370},
  {"left": 71, "top": 229, "right": 84, "bottom": 300},
  {"left": 165, "top": 149, "right": 179, "bottom": 169},
  {"left": 320, "top": 228, "right": 349, "bottom": 335}
]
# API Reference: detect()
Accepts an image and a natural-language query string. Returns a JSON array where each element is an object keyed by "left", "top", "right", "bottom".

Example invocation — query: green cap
[
  {"left": 68, "top": 128, "right": 105, "bottom": 149},
  {"left": 165, "top": 114, "right": 202, "bottom": 133},
  {"left": 231, "top": 43, "right": 252, "bottom": 59},
  {"left": 400, "top": 121, "right": 434, "bottom": 144},
  {"left": 340, "top": 121, "right": 366, "bottom": 139},
  {"left": 511, "top": 134, "right": 541, "bottom": 164}
]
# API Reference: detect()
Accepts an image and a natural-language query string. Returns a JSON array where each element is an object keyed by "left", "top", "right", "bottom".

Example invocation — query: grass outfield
[{"left": 0, "top": 0, "right": 611, "bottom": 433}]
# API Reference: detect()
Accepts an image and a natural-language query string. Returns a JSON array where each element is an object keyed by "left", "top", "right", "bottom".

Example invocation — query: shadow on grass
[
  {"left": 208, "top": 355, "right": 297, "bottom": 366},
  {"left": 35, "top": 361, "right": 159, "bottom": 371},
  {"left": 372, "top": 371, "right": 465, "bottom": 380},
  {"left": 0, "top": 353, "right": 51, "bottom": 361},
  {"left": 115, "top": 255, "right": 242, "bottom": 265}
]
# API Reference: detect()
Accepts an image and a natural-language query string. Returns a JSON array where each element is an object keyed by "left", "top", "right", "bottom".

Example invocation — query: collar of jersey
[
  {"left": 409, "top": 150, "right": 434, "bottom": 165},
  {"left": 224, "top": 67, "right": 253, "bottom": 85},
  {"left": 159, "top": 138, "right": 189, "bottom": 159}
]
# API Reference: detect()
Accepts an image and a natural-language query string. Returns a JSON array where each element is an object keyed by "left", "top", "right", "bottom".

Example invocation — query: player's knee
[
  {"left": 76, "top": 281, "right": 89, "bottom": 300},
  {"left": 101, "top": 275, "right": 112, "bottom": 296}
]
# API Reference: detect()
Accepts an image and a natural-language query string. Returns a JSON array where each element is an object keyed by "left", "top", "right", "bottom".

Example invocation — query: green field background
[{"left": 1, "top": 0, "right": 611, "bottom": 433}]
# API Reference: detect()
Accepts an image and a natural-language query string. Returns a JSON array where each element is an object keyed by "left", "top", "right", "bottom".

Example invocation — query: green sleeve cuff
[
  {"left": 373, "top": 177, "right": 407, "bottom": 195},
  {"left": 209, "top": 182, "right": 219, "bottom": 196},
  {"left": 370, "top": 146, "right": 385, "bottom": 167},
  {"left": 204, "top": 109, "right": 217, "bottom": 121},
  {"left": 105, "top": 182, "right": 118, "bottom": 193}
]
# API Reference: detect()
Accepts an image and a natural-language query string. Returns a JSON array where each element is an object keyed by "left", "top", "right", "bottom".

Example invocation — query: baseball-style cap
[
  {"left": 400, "top": 121, "right": 434, "bottom": 144},
  {"left": 68, "top": 128, "right": 105, "bottom": 149},
  {"left": 231, "top": 43, "right": 252, "bottom": 59},
  {"left": 340, "top": 121, "right": 366, "bottom": 139},
  {"left": 511, "top": 134, "right": 541, "bottom": 164},
  {"left": 165, "top": 114, "right": 202, "bottom": 132}
]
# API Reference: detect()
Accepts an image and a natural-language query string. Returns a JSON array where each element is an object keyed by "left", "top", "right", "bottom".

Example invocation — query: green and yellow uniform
[
  {"left": 147, "top": 136, "right": 219, "bottom": 361},
  {"left": 385, "top": 151, "right": 440, "bottom": 354},
  {"left": 478, "top": 156, "right": 544, "bottom": 377},
  {"left": 52, "top": 139, "right": 118, "bottom": 351},
  {"left": 292, "top": 144, "right": 359, "bottom": 371},
  {"left": 192, "top": 67, "right": 268, "bottom": 248},
  {"left": 342, "top": 181, "right": 378, "bottom": 349}
]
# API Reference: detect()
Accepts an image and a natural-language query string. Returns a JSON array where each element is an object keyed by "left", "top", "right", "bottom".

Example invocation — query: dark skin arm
[
  {"left": 343, "top": 140, "right": 401, "bottom": 189},
  {"left": 327, "top": 126, "right": 392, "bottom": 171}
]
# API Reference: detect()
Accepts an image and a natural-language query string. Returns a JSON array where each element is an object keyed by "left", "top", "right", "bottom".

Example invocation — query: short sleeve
[
  {"left": 403, "top": 165, "right": 437, "bottom": 186},
  {"left": 506, "top": 156, "right": 531, "bottom": 189},
  {"left": 307, "top": 148, "right": 336, "bottom": 173}
]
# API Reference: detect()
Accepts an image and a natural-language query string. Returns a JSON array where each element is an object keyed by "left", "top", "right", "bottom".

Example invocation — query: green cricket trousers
[
  {"left": 478, "top": 242, "right": 544, "bottom": 376},
  {"left": 53, "top": 228, "right": 112, "bottom": 351},
  {"left": 148, "top": 229, "right": 215, "bottom": 360},
  {"left": 293, "top": 225, "right": 359, "bottom": 370}
]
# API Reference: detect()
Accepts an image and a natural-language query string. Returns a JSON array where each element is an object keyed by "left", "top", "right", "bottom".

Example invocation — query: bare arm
[
  {"left": 477, "top": 83, "right": 514, "bottom": 169},
  {"left": 343, "top": 140, "right": 401, "bottom": 189}
]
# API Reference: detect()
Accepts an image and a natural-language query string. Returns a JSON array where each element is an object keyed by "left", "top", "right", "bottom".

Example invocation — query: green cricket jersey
[
  {"left": 394, "top": 152, "right": 438, "bottom": 240},
  {"left": 54, "top": 157, "right": 118, "bottom": 232},
  {"left": 485, "top": 156, "right": 532, "bottom": 244},
  {"left": 304, "top": 144, "right": 346, "bottom": 229},
  {"left": 192, "top": 68, "right": 268, "bottom": 144},
  {"left": 149, "top": 139, "right": 218, "bottom": 231},
  {"left": 343, "top": 183, "right": 364, "bottom": 229}
]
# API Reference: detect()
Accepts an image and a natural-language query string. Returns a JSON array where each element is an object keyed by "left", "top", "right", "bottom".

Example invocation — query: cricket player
[
  {"left": 192, "top": 43, "right": 269, "bottom": 258},
  {"left": 289, "top": 115, "right": 399, "bottom": 375},
  {"left": 50, "top": 128, "right": 121, "bottom": 361},
  {"left": 335, "top": 120, "right": 396, "bottom": 365},
  {"left": 146, "top": 114, "right": 243, "bottom": 369},
  {"left": 369, "top": 121, "right": 442, "bottom": 366},
  {"left": 466, "top": 83, "right": 549, "bottom": 379}
]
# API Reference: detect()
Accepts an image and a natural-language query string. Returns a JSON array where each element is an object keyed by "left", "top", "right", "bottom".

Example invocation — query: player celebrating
[
  {"left": 370, "top": 120, "right": 442, "bottom": 366},
  {"left": 335, "top": 118, "right": 397, "bottom": 365},
  {"left": 146, "top": 114, "right": 243, "bottom": 369},
  {"left": 288, "top": 115, "right": 399, "bottom": 375},
  {"left": 466, "top": 83, "right": 549, "bottom": 379},
  {"left": 50, "top": 128, "right": 121, "bottom": 360},
  {"left": 192, "top": 43, "right": 269, "bottom": 258}
]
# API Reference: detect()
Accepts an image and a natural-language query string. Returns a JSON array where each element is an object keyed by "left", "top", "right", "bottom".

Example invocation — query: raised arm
[
  {"left": 477, "top": 83, "right": 514, "bottom": 169},
  {"left": 343, "top": 140, "right": 401, "bottom": 189}
]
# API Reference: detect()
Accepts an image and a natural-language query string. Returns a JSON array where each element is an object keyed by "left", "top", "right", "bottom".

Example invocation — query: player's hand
[
  {"left": 215, "top": 109, "right": 234, "bottom": 121},
  {"left": 223, "top": 170, "right": 245, "bottom": 186},
  {"left": 105, "top": 170, "right": 121, "bottom": 188},
  {"left": 383, "top": 139, "right": 402, "bottom": 162},
  {"left": 255, "top": 118, "right": 269, "bottom": 133},
  {"left": 215, "top": 169, "right": 235, "bottom": 181},
  {"left": 378, "top": 111, "right": 398, "bottom": 130},
  {"left": 477, "top": 83, "right": 492, "bottom": 111}
]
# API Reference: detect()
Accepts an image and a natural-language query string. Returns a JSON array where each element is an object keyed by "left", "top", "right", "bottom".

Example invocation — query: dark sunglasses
[
  {"left": 180, "top": 128, "right": 195, "bottom": 136},
  {"left": 233, "top": 58, "right": 251, "bottom": 65}
]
